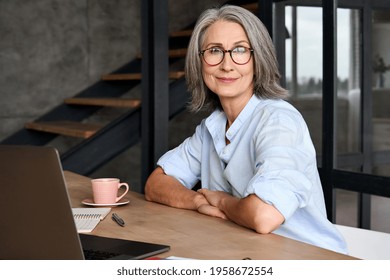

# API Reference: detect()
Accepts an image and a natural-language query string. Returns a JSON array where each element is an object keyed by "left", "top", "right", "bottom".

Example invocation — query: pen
[{"left": 112, "top": 213, "right": 125, "bottom": 227}]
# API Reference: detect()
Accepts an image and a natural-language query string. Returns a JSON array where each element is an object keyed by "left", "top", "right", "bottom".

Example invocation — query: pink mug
[{"left": 91, "top": 178, "right": 129, "bottom": 204}]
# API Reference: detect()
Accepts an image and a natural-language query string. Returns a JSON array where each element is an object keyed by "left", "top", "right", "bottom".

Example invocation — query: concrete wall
[
  {"left": 0, "top": 0, "right": 141, "bottom": 140},
  {"left": 0, "top": 0, "right": 224, "bottom": 192}
]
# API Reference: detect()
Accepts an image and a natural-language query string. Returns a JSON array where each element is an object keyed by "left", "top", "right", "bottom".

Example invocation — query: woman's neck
[{"left": 221, "top": 94, "right": 253, "bottom": 126}]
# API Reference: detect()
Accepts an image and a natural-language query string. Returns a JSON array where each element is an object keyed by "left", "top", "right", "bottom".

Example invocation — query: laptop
[{"left": 0, "top": 145, "right": 170, "bottom": 260}]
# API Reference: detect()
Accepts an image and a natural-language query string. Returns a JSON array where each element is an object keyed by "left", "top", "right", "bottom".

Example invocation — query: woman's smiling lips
[{"left": 217, "top": 77, "right": 238, "bottom": 83}]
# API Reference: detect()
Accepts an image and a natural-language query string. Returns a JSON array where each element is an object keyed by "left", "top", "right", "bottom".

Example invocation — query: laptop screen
[{"left": 0, "top": 145, "right": 169, "bottom": 260}]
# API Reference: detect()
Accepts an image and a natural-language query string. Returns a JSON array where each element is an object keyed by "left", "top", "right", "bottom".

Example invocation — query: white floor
[{"left": 335, "top": 224, "right": 390, "bottom": 259}]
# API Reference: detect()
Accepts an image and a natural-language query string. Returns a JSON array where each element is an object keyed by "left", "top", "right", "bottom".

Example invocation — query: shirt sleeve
[
  {"left": 244, "top": 108, "right": 317, "bottom": 221},
  {"left": 157, "top": 120, "right": 205, "bottom": 189}
]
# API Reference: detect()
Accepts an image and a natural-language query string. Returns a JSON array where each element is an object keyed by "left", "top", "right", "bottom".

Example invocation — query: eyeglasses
[{"left": 199, "top": 46, "right": 253, "bottom": 66}]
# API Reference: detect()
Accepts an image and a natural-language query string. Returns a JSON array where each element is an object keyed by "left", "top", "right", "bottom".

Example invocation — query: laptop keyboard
[{"left": 83, "top": 249, "right": 122, "bottom": 260}]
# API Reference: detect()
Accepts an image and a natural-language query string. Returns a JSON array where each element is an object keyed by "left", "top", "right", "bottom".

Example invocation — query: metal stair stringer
[
  {"left": 60, "top": 76, "right": 190, "bottom": 175},
  {"left": 1, "top": 60, "right": 142, "bottom": 146}
]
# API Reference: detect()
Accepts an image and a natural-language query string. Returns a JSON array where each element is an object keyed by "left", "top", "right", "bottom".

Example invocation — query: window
[{"left": 275, "top": 0, "right": 390, "bottom": 232}]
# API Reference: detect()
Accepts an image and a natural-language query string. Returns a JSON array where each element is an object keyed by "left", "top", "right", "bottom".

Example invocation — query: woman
[{"left": 145, "top": 5, "right": 347, "bottom": 254}]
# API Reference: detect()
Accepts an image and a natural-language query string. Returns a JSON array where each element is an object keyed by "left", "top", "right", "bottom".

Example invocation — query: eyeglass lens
[{"left": 202, "top": 47, "right": 252, "bottom": 65}]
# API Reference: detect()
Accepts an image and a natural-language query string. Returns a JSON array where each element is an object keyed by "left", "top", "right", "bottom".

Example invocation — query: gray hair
[{"left": 185, "top": 5, "right": 289, "bottom": 112}]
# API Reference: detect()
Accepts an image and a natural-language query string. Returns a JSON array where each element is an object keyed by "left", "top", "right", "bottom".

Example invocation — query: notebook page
[
  {"left": 72, "top": 208, "right": 111, "bottom": 232},
  {"left": 74, "top": 218, "right": 101, "bottom": 233}
]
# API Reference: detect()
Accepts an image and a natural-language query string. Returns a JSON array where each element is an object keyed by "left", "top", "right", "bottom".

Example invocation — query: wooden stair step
[
  {"left": 25, "top": 121, "right": 103, "bottom": 139},
  {"left": 169, "top": 7, "right": 259, "bottom": 38},
  {"left": 170, "top": 29, "right": 193, "bottom": 37},
  {"left": 102, "top": 73, "right": 142, "bottom": 80},
  {"left": 102, "top": 71, "right": 184, "bottom": 81},
  {"left": 241, "top": 3, "right": 258, "bottom": 13},
  {"left": 161, "top": 4, "right": 259, "bottom": 39},
  {"left": 168, "top": 48, "right": 187, "bottom": 58},
  {"left": 168, "top": 71, "right": 185, "bottom": 79},
  {"left": 136, "top": 48, "right": 187, "bottom": 59},
  {"left": 64, "top": 97, "right": 141, "bottom": 108}
]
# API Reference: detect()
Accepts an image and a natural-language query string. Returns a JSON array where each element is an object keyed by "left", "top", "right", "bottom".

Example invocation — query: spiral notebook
[{"left": 72, "top": 208, "right": 111, "bottom": 233}]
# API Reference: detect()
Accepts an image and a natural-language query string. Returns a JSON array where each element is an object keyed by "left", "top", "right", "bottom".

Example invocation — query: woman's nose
[{"left": 219, "top": 54, "right": 234, "bottom": 71}]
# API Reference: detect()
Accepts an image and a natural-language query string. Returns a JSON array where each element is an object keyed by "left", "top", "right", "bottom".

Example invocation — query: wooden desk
[{"left": 64, "top": 171, "right": 355, "bottom": 260}]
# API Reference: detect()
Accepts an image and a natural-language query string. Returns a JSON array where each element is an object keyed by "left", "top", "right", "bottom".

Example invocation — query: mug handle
[{"left": 116, "top": 183, "right": 129, "bottom": 202}]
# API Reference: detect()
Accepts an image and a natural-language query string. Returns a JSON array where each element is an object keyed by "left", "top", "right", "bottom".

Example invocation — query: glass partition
[
  {"left": 281, "top": 1, "right": 390, "bottom": 232},
  {"left": 372, "top": 10, "right": 390, "bottom": 178}
]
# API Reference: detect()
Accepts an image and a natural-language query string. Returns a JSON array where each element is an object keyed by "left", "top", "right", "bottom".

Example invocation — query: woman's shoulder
[
  {"left": 251, "top": 98, "right": 312, "bottom": 144},
  {"left": 255, "top": 98, "right": 302, "bottom": 118}
]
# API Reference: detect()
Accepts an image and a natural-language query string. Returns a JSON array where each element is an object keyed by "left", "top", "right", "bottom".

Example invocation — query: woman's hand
[
  {"left": 198, "top": 188, "right": 284, "bottom": 234},
  {"left": 197, "top": 188, "right": 236, "bottom": 208},
  {"left": 193, "top": 192, "right": 227, "bottom": 220}
]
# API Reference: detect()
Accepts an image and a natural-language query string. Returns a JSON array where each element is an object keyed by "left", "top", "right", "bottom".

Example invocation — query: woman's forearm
[{"left": 144, "top": 167, "right": 206, "bottom": 210}]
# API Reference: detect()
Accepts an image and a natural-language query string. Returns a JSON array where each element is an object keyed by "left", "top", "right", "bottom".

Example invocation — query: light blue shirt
[{"left": 158, "top": 95, "right": 347, "bottom": 254}]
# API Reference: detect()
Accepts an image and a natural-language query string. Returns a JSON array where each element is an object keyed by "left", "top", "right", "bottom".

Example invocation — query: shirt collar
[
  {"left": 205, "top": 95, "right": 261, "bottom": 144},
  {"left": 226, "top": 95, "right": 261, "bottom": 141}
]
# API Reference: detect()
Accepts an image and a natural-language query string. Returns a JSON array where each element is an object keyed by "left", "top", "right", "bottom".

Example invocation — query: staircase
[
  {"left": 1, "top": 28, "right": 191, "bottom": 176},
  {"left": 1, "top": 1, "right": 259, "bottom": 177}
]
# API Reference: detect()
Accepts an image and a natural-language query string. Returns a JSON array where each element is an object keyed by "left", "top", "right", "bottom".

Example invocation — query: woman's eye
[
  {"left": 233, "top": 47, "right": 247, "bottom": 54},
  {"left": 209, "top": 48, "right": 223, "bottom": 55}
]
